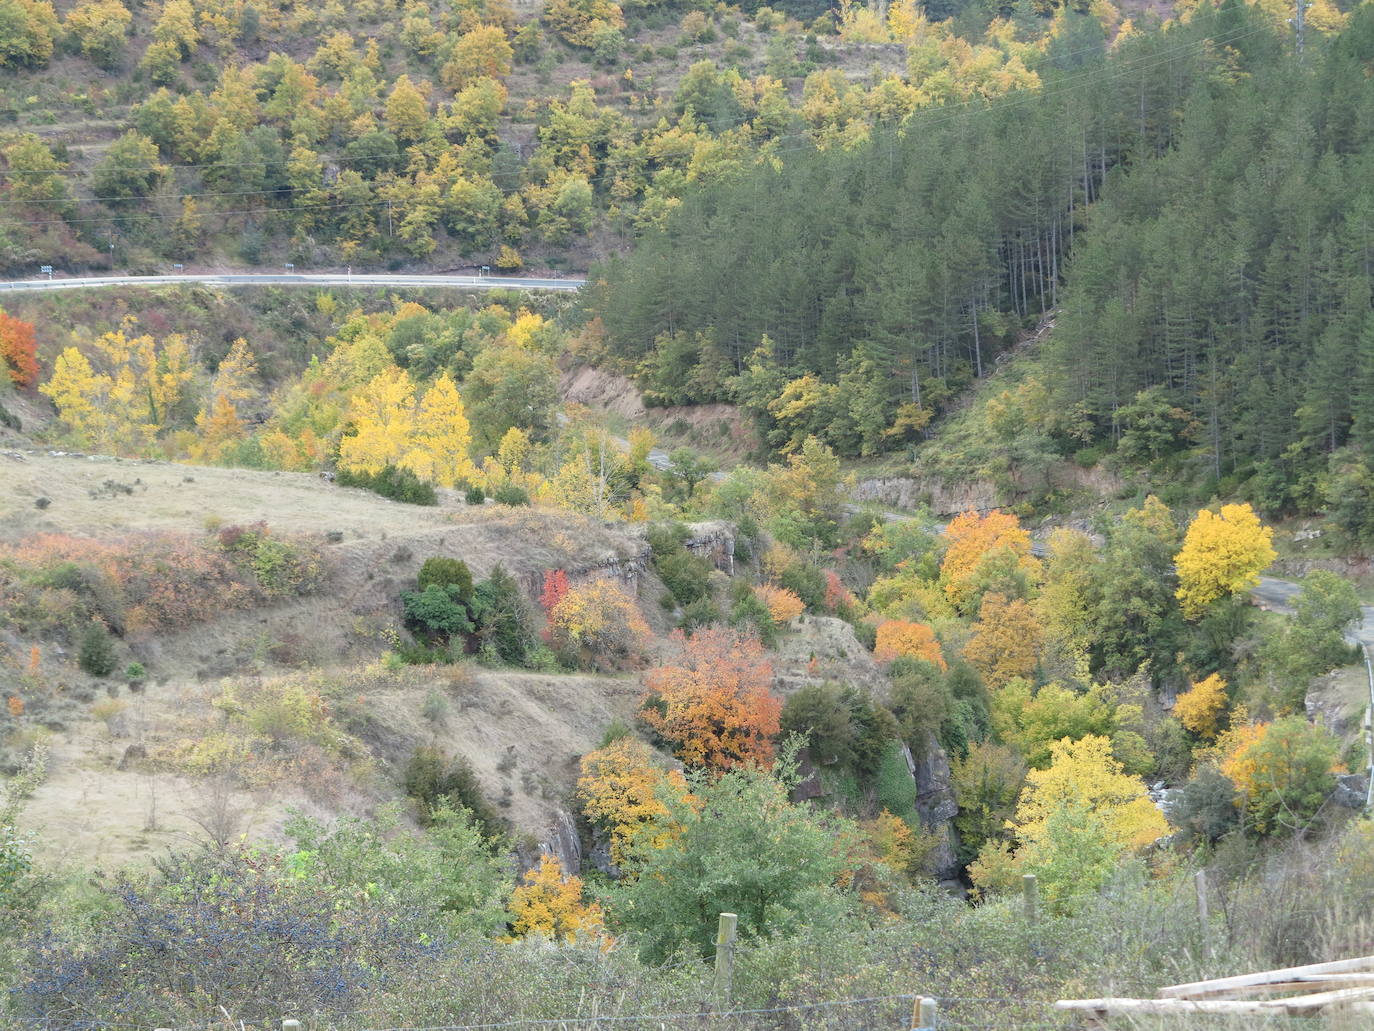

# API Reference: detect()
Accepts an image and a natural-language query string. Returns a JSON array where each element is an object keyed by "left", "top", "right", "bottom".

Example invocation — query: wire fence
[{"left": 0, "top": 994, "right": 1086, "bottom": 1031}]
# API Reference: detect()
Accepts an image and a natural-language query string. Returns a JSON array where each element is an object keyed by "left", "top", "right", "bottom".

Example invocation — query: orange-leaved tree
[
  {"left": 962, "top": 592, "right": 1042, "bottom": 688},
  {"left": 640, "top": 626, "right": 781, "bottom": 770},
  {"left": 577, "top": 737, "right": 694, "bottom": 869},
  {"left": 754, "top": 583, "right": 805, "bottom": 625},
  {"left": 193, "top": 337, "right": 257, "bottom": 462},
  {"left": 939, "top": 509, "right": 1039, "bottom": 611},
  {"left": 0, "top": 312, "right": 39, "bottom": 388},
  {"left": 873, "top": 619, "right": 945, "bottom": 669},
  {"left": 506, "top": 853, "right": 604, "bottom": 943},
  {"left": 547, "top": 578, "right": 650, "bottom": 665}
]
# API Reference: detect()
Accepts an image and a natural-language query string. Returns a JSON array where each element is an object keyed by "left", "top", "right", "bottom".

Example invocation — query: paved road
[
  {"left": 0, "top": 272, "right": 585, "bottom": 293},
  {"left": 1252, "top": 575, "right": 1374, "bottom": 649}
]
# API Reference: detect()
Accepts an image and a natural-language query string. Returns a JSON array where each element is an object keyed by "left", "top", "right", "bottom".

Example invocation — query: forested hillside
[
  {"left": 589, "top": 2, "right": 1374, "bottom": 527},
  {"left": 1, "top": 0, "right": 1152, "bottom": 273}
]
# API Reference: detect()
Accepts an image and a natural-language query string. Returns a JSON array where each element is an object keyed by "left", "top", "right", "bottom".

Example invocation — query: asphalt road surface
[{"left": 0, "top": 272, "right": 585, "bottom": 293}]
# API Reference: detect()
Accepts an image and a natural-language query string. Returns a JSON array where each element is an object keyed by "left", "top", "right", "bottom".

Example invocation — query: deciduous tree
[
  {"left": 1175, "top": 503, "right": 1276, "bottom": 620},
  {"left": 640, "top": 627, "right": 780, "bottom": 770},
  {"left": 506, "top": 854, "right": 604, "bottom": 943},
  {"left": 873, "top": 619, "right": 945, "bottom": 669}
]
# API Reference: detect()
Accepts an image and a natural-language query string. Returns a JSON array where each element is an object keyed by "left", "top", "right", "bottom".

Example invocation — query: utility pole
[{"left": 1294, "top": 0, "right": 1308, "bottom": 57}]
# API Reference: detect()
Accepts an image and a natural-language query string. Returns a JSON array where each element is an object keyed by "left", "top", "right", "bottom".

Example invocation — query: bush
[
  {"left": 403, "top": 746, "right": 506, "bottom": 839},
  {"left": 646, "top": 522, "right": 690, "bottom": 558},
  {"left": 471, "top": 564, "right": 537, "bottom": 666},
  {"left": 418, "top": 557, "right": 474, "bottom": 601},
  {"left": 402, "top": 584, "right": 473, "bottom": 641},
  {"left": 779, "top": 683, "right": 895, "bottom": 778},
  {"left": 778, "top": 562, "right": 825, "bottom": 609},
  {"left": 464, "top": 484, "right": 486, "bottom": 505},
  {"left": 491, "top": 483, "right": 530, "bottom": 506},
  {"left": 336, "top": 465, "right": 438, "bottom": 505},
  {"left": 78, "top": 621, "right": 117, "bottom": 677},
  {"left": 13, "top": 848, "right": 446, "bottom": 1028},
  {"left": 1169, "top": 764, "right": 1240, "bottom": 843},
  {"left": 677, "top": 595, "right": 721, "bottom": 632},
  {"left": 548, "top": 579, "right": 651, "bottom": 667},
  {"left": 655, "top": 549, "right": 711, "bottom": 606}
]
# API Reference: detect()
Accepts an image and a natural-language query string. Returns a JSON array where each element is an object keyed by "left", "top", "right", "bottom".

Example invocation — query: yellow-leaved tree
[
  {"left": 506, "top": 854, "right": 605, "bottom": 944},
  {"left": 962, "top": 592, "right": 1042, "bottom": 688},
  {"left": 1175, "top": 503, "right": 1276, "bottom": 619},
  {"left": 972, "top": 734, "right": 1167, "bottom": 908},
  {"left": 338, "top": 367, "right": 476, "bottom": 487},
  {"left": 193, "top": 337, "right": 257, "bottom": 462},
  {"left": 577, "top": 737, "right": 694, "bottom": 870},
  {"left": 404, "top": 373, "right": 478, "bottom": 486},
  {"left": 1174, "top": 673, "right": 1228, "bottom": 739},
  {"left": 338, "top": 366, "right": 418, "bottom": 475},
  {"left": 41, "top": 324, "right": 192, "bottom": 452}
]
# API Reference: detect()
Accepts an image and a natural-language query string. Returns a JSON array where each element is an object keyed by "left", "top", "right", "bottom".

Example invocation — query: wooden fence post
[
  {"left": 1023, "top": 874, "right": 1038, "bottom": 924},
  {"left": 713, "top": 912, "right": 738, "bottom": 1005},
  {"left": 908, "top": 996, "right": 938, "bottom": 1029}
]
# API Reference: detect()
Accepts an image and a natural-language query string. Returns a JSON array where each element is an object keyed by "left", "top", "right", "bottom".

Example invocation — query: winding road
[{"left": 0, "top": 271, "right": 586, "bottom": 293}]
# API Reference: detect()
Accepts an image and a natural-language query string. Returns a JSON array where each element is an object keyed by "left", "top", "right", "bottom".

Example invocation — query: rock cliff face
[
  {"left": 906, "top": 738, "right": 961, "bottom": 880},
  {"left": 772, "top": 616, "right": 962, "bottom": 880},
  {"left": 852, "top": 463, "right": 1122, "bottom": 518}
]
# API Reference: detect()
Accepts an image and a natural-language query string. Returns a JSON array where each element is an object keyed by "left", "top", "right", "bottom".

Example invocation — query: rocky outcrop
[
  {"left": 515, "top": 806, "right": 583, "bottom": 878},
  {"left": 771, "top": 616, "right": 887, "bottom": 698},
  {"left": 907, "top": 737, "right": 961, "bottom": 879},
  {"left": 682, "top": 520, "right": 735, "bottom": 574},
  {"left": 852, "top": 476, "right": 1002, "bottom": 517},
  {"left": 853, "top": 463, "right": 1122, "bottom": 518}
]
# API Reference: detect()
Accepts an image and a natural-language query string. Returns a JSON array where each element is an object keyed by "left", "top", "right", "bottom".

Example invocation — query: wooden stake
[
  {"left": 712, "top": 912, "right": 738, "bottom": 1005},
  {"left": 1023, "top": 873, "right": 1038, "bottom": 923},
  {"left": 919, "top": 996, "right": 938, "bottom": 1029}
]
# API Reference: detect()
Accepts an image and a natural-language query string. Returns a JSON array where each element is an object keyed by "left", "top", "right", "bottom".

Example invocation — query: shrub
[
  {"left": 471, "top": 564, "right": 537, "bottom": 665},
  {"left": 336, "top": 465, "right": 438, "bottom": 505},
  {"left": 548, "top": 579, "right": 650, "bottom": 667},
  {"left": 491, "top": 483, "right": 530, "bottom": 506},
  {"left": 402, "top": 746, "right": 507, "bottom": 839},
  {"left": 417, "top": 557, "right": 474, "bottom": 600},
  {"left": 778, "top": 562, "right": 825, "bottom": 609},
  {"left": 656, "top": 549, "right": 711, "bottom": 606},
  {"left": 464, "top": 484, "right": 486, "bottom": 505},
  {"left": 676, "top": 595, "right": 721, "bottom": 632},
  {"left": 1169, "top": 764, "right": 1240, "bottom": 843},
  {"left": 217, "top": 524, "right": 325, "bottom": 597},
  {"left": 403, "top": 584, "right": 474, "bottom": 641},
  {"left": 13, "top": 848, "right": 446, "bottom": 1028},
  {"left": 78, "top": 621, "right": 117, "bottom": 676},
  {"left": 780, "top": 683, "right": 897, "bottom": 777}
]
